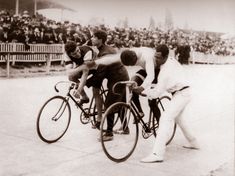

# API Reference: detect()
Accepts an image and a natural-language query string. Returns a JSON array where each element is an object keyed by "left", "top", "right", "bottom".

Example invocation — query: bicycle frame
[
  {"left": 54, "top": 81, "right": 106, "bottom": 119},
  {"left": 119, "top": 81, "right": 160, "bottom": 134},
  {"left": 130, "top": 97, "right": 160, "bottom": 134}
]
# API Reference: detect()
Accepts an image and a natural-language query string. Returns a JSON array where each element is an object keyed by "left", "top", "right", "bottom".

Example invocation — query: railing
[
  {"left": 0, "top": 43, "right": 65, "bottom": 77},
  {"left": 169, "top": 49, "right": 235, "bottom": 65},
  {"left": 189, "top": 52, "right": 235, "bottom": 64}
]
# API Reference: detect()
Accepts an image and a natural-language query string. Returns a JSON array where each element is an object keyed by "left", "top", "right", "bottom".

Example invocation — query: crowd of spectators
[{"left": 0, "top": 9, "right": 234, "bottom": 56}]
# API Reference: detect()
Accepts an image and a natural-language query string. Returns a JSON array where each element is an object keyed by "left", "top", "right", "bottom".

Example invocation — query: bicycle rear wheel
[
  {"left": 152, "top": 96, "right": 177, "bottom": 145},
  {"left": 100, "top": 102, "right": 139, "bottom": 162},
  {"left": 37, "top": 95, "right": 71, "bottom": 143}
]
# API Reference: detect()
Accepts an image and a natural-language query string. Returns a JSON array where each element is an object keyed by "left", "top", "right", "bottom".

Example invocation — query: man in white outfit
[
  {"left": 120, "top": 47, "right": 161, "bottom": 126},
  {"left": 141, "top": 44, "right": 200, "bottom": 163}
]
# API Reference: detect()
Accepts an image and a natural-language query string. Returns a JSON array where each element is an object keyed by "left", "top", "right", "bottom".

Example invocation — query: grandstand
[{"left": 0, "top": 1, "right": 234, "bottom": 77}]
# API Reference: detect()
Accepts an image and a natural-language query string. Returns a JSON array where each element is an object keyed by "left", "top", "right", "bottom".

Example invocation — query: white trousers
[{"left": 152, "top": 88, "right": 196, "bottom": 157}]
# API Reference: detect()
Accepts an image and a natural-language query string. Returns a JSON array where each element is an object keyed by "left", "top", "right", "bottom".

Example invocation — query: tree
[
  {"left": 148, "top": 16, "right": 156, "bottom": 30},
  {"left": 123, "top": 17, "right": 129, "bottom": 28},
  {"left": 184, "top": 20, "right": 189, "bottom": 30},
  {"left": 164, "top": 8, "right": 174, "bottom": 31}
]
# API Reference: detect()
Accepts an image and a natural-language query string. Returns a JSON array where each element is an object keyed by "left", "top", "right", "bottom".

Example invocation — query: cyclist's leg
[
  {"left": 131, "top": 69, "right": 147, "bottom": 116},
  {"left": 151, "top": 89, "right": 194, "bottom": 158},
  {"left": 68, "top": 72, "right": 89, "bottom": 102},
  {"left": 147, "top": 67, "right": 161, "bottom": 123},
  {"left": 104, "top": 68, "right": 129, "bottom": 136},
  {"left": 148, "top": 99, "right": 161, "bottom": 123},
  {"left": 104, "top": 89, "right": 119, "bottom": 134},
  {"left": 86, "top": 69, "right": 106, "bottom": 128},
  {"left": 93, "top": 87, "right": 103, "bottom": 123},
  {"left": 132, "top": 93, "right": 143, "bottom": 114},
  {"left": 79, "top": 89, "right": 89, "bottom": 102}
]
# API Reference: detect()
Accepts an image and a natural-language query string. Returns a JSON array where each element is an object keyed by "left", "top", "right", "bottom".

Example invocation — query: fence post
[
  {"left": 46, "top": 54, "right": 51, "bottom": 74},
  {"left": 5, "top": 54, "right": 10, "bottom": 78},
  {"left": 191, "top": 51, "right": 195, "bottom": 64},
  {"left": 60, "top": 44, "right": 65, "bottom": 65},
  {"left": 12, "top": 43, "right": 16, "bottom": 66}
]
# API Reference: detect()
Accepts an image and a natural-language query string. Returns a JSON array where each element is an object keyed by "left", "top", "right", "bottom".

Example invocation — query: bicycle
[
  {"left": 100, "top": 80, "right": 177, "bottom": 162},
  {"left": 36, "top": 81, "right": 107, "bottom": 143}
]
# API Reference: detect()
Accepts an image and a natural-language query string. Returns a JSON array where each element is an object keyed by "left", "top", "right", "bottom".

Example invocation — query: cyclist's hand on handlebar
[
  {"left": 132, "top": 86, "right": 144, "bottom": 95},
  {"left": 73, "top": 90, "right": 81, "bottom": 99}
]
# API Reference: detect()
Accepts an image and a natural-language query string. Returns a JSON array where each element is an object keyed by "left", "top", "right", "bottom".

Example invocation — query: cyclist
[
  {"left": 71, "top": 30, "right": 129, "bottom": 141},
  {"left": 64, "top": 40, "right": 97, "bottom": 105},
  {"left": 120, "top": 47, "right": 161, "bottom": 124},
  {"left": 141, "top": 44, "right": 200, "bottom": 163}
]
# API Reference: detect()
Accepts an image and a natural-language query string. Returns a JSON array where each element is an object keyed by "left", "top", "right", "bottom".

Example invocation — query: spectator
[{"left": 175, "top": 39, "right": 191, "bottom": 64}]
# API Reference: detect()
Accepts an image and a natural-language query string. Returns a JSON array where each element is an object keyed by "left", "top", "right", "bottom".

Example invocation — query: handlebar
[
  {"left": 112, "top": 81, "right": 137, "bottom": 94},
  {"left": 112, "top": 80, "right": 147, "bottom": 97},
  {"left": 54, "top": 81, "right": 77, "bottom": 93}
]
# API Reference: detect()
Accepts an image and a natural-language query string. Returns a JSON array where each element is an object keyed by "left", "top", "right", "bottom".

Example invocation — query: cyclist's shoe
[
  {"left": 77, "top": 98, "right": 89, "bottom": 106},
  {"left": 92, "top": 121, "right": 101, "bottom": 130},
  {"left": 183, "top": 139, "right": 200, "bottom": 150},
  {"left": 113, "top": 127, "right": 130, "bottom": 135},
  {"left": 140, "top": 153, "right": 164, "bottom": 163},
  {"left": 98, "top": 132, "right": 113, "bottom": 142},
  {"left": 133, "top": 112, "right": 144, "bottom": 124}
]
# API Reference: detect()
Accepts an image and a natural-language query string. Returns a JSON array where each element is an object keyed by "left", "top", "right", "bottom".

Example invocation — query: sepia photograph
[{"left": 0, "top": 0, "right": 234, "bottom": 175}]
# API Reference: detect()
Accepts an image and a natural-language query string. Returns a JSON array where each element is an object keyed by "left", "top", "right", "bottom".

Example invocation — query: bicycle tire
[
  {"left": 37, "top": 95, "right": 71, "bottom": 143},
  {"left": 100, "top": 102, "right": 139, "bottom": 162},
  {"left": 152, "top": 96, "right": 177, "bottom": 145}
]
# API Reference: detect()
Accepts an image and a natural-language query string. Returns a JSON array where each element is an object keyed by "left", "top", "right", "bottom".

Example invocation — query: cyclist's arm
[
  {"left": 141, "top": 52, "right": 155, "bottom": 89},
  {"left": 77, "top": 67, "right": 89, "bottom": 94},
  {"left": 143, "top": 69, "right": 168, "bottom": 99},
  {"left": 64, "top": 54, "right": 76, "bottom": 74},
  {"left": 71, "top": 61, "right": 97, "bottom": 94},
  {"left": 95, "top": 53, "right": 121, "bottom": 65},
  {"left": 77, "top": 51, "right": 96, "bottom": 92}
]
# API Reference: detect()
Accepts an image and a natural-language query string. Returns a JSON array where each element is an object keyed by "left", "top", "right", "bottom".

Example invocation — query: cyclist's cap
[
  {"left": 65, "top": 40, "right": 77, "bottom": 54},
  {"left": 93, "top": 30, "right": 107, "bottom": 43},
  {"left": 156, "top": 44, "right": 169, "bottom": 58},
  {"left": 120, "top": 49, "right": 137, "bottom": 66}
]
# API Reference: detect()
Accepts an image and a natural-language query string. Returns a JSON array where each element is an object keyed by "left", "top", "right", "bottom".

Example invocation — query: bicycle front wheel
[
  {"left": 37, "top": 95, "right": 71, "bottom": 143},
  {"left": 100, "top": 102, "right": 139, "bottom": 162}
]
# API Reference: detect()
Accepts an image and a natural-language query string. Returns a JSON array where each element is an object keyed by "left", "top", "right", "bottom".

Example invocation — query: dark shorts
[
  {"left": 86, "top": 65, "right": 106, "bottom": 88},
  {"left": 104, "top": 65, "right": 129, "bottom": 108},
  {"left": 86, "top": 63, "right": 129, "bottom": 109},
  {"left": 68, "top": 72, "right": 82, "bottom": 83}
]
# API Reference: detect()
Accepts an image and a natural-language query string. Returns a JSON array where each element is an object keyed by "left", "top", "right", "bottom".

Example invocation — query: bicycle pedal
[
  {"left": 145, "top": 129, "right": 152, "bottom": 133},
  {"left": 142, "top": 130, "right": 152, "bottom": 139}
]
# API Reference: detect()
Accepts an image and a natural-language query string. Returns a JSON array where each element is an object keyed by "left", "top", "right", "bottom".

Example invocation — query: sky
[{"left": 46, "top": 0, "right": 235, "bottom": 33}]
